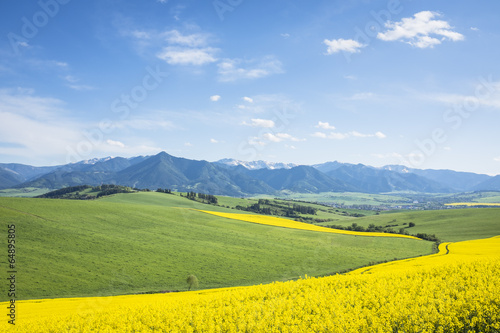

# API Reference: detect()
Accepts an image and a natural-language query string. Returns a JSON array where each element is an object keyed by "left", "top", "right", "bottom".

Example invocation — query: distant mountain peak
[
  {"left": 77, "top": 157, "right": 114, "bottom": 165},
  {"left": 216, "top": 158, "right": 298, "bottom": 170}
]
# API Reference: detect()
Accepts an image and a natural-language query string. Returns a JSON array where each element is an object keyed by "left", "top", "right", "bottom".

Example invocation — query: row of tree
[
  {"left": 235, "top": 200, "right": 318, "bottom": 217},
  {"left": 156, "top": 188, "right": 173, "bottom": 194},
  {"left": 183, "top": 191, "right": 218, "bottom": 204}
]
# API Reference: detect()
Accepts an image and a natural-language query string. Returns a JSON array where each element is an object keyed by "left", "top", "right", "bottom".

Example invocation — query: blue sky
[{"left": 1, "top": 0, "right": 500, "bottom": 175}]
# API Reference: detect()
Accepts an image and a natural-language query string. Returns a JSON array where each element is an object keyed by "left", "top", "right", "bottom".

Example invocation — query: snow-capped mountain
[
  {"left": 76, "top": 157, "right": 115, "bottom": 165},
  {"left": 216, "top": 158, "right": 298, "bottom": 170}
]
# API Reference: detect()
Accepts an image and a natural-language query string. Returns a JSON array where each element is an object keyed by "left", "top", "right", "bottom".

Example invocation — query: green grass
[
  {"left": 203, "top": 194, "right": 376, "bottom": 221},
  {"left": 0, "top": 187, "right": 50, "bottom": 197},
  {"left": 0, "top": 192, "right": 433, "bottom": 301},
  {"left": 315, "top": 208, "right": 500, "bottom": 242},
  {"left": 269, "top": 191, "right": 411, "bottom": 206}
]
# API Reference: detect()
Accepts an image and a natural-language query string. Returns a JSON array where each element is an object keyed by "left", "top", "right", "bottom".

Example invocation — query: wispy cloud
[
  {"left": 128, "top": 27, "right": 220, "bottom": 66},
  {"left": 312, "top": 129, "right": 386, "bottom": 140},
  {"left": 377, "top": 11, "right": 464, "bottom": 48},
  {"left": 262, "top": 132, "right": 303, "bottom": 143},
  {"left": 430, "top": 85, "right": 500, "bottom": 109},
  {"left": 0, "top": 88, "right": 65, "bottom": 119},
  {"left": 68, "top": 84, "right": 95, "bottom": 91},
  {"left": 243, "top": 118, "right": 275, "bottom": 128},
  {"left": 217, "top": 56, "right": 284, "bottom": 82},
  {"left": 106, "top": 139, "right": 125, "bottom": 148},
  {"left": 316, "top": 121, "right": 336, "bottom": 130},
  {"left": 0, "top": 89, "right": 82, "bottom": 162},
  {"left": 324, "top": 38, "right": 366, "bottom": 54},
  {"left": 210, "top": 95, "right": 221, "bottom": 102},
  {"left": 347, "top": 92, "right": 376, "bottom": 100},
  {"left": 113, "top": 118, "right": 176, "bottom": 131},
  {"left": 157, "top": 46, "right": 218, "bottom": 66},
  {"left": 62, "top": 72, "right": 95, "bottom": 91},
  {"left": 162, "top": 30, "right": 212, "bottom": 47}
]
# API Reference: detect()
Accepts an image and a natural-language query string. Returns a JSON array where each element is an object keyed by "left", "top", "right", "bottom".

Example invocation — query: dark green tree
[{"left": 186, "top": 274, "right": 199, "bottom": 291}]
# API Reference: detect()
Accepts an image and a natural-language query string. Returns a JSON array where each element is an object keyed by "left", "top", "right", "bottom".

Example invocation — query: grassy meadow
[
  {"left": 0, "top": 192, "right": 433, "bottom": 301},
  {"left": 316, "top": 208, "right": 500, "bottom": 242}
]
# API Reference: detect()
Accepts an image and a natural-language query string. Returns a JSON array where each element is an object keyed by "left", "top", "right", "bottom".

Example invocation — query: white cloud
[
  {"left": 244, "top": 118, "right": 275, "bottom": 128},
  {"left": 312, "top": 132, "right": 327, "bottom": 139},
  {"left": 347, "top": 92, "right": 376, "bottom": 100},
  {"left": 262, "top": 133, "right": 282, "bottom": 143},
  {"left": 0, "top": 89, "right": 84, "bottom": 163},
  {"left": 210, "top": 95, "right": 221, "bottom": 102},
  {"left": 316, "top": 121, "right": 336, "bottom": 130},
  {"left": 217, "top": 56, "right": 284, "bottom": 82},
  {"left": 184, "top": 142, "right": 193, "bottom": 147},
  {"left": 262, "top": 133, "right": 302, "bottom": 143},
  {"left": 210, "top": 138, "right": 219, "bottom": 144},
  {"left": 250, "top": 132, "right": 304, "bottom": 146},
  {"left": 68, "top": 84, "right": 95, "bottom": 91},
  {"left": 131, "top": 30, "right": 152, "bottom": 40},
  {"left": 350, "top": 131, "right": 371, "bottom": 138},
  {"left": 324, "top": 38, "right": 366, "bottom": 54},
  {"left": 113, "top": 118, "right": 175, "bottom": 131},
  {"left": 128, "top": 28, "right": 219, "bottom": 66},
  {"left": 0, "top": 89, "right": 176, "bottom": 164},
  {"left": 53, "top": 61, "right": 69, "bottom": 68},
  {"left": 248, "top": 137, "right": 266, "bottom": 147},
  {"left": 106, "top": 139, "right": 125, "bottom": 148},
  {"left": 471, "top": 27, "right": 479, "bottom": 32},
  {"left": 344, "top": 75, "right": 357, "bottom": 80},
  {"left": 328, "top": 132, "right": 349, "bottom": 140},
  {"left": 281, "top": 33, "right": 290, "bottom": 39},
  {"left": 313, "top": 130, "right": 386, "bottom": 140},
  {"left": 63, "top": 75, "right": 79, "bottom": 83},
  {"left": 243, "top": 96, "right": 254, "bottom": 103},
  {"left": 157, "top": 46, "right": 218, "bottom": 66},
  {"left": 0, "top": 88, "right": 64, "bottom": 119},
  {"left": 494, "top": 156, "right": 500, "bottom": 162},
  {"left": 377, "top": 11, "right": 464, "bottom": 48},
  {"left": 62, "top": 75, "right": 95, "bottom": 91},
  {"left": 162, "top": 30, "right": 211, "bottom": 47},
  {"left": 431, "top": 86, "right": 500, "bottom": 109}
]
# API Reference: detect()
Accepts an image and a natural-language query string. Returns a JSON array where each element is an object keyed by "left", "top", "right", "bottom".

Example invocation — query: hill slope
[{"left": 0, "top": 192, "right": 432, "bottom": 301}]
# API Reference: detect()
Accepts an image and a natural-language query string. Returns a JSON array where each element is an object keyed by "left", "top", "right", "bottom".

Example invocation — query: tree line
[{"left": 182, "top": 191, "right": 218, "bottom": 204}]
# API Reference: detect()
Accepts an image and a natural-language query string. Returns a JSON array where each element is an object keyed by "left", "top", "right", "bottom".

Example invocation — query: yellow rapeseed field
[
  {"left": 445, "top": 202, "right": 500, "bottom": 207},
  {"left": 197, "top": 210, "right": 421, "bottom": 239},
  {"left": 2, "top": 235, "right": 499, "bottom": 332}
]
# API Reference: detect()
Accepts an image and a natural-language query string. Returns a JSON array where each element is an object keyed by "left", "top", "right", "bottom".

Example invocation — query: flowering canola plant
[
  {"left": 197, "top": 210, "right": 421, "bottom": 239},
  {"left": 2, "top": 235, "right": 499, "bottom": 332},
  {"left": 445, "top": 202, "right": 500, "bottom": 207}
]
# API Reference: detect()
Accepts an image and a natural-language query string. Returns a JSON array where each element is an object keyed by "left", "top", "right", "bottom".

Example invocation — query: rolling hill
[{"left": 0, "top": 192, "right": 433, "bottom": 301}]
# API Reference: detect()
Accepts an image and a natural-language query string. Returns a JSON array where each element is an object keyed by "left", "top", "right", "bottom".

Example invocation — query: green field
[
  {"left": 0, "top": 192, "right": 433, "bottom": 301},
  {"left": 315, "top": 208, "right": 500, "bottom": 242},
  {"left": 266, "top": 191, "right": 411, "bottom": 206},
  {"left": 0, "top": 187, "right": 50, "bottom": 197}
]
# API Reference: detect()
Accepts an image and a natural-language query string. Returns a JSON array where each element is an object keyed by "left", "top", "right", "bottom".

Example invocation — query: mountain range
[{"left": 0, "top": 152, "right": 499, "bottom": 196}]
